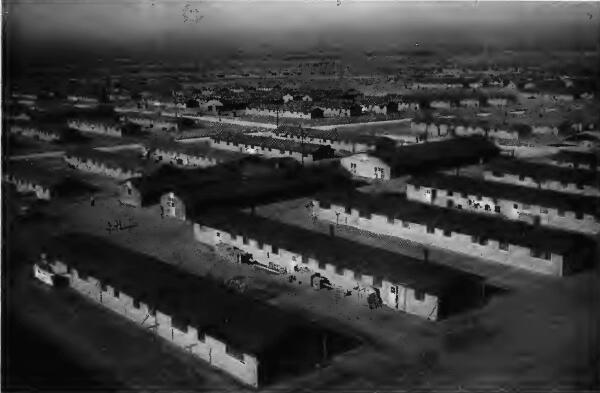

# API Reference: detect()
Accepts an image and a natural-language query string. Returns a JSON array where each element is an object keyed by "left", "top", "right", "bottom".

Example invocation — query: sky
[{"left": 5, "top": 1, "right": 600, "bottom": 62}]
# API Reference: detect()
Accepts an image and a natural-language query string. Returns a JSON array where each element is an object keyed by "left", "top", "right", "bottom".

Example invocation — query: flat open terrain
[{"left": 4, "top": 157, "right": 599, "bottom": 392}]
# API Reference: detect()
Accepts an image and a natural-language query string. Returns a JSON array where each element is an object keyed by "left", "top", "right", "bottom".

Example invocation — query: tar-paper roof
[
  {"left": 65, "top": 148, "right": 145, "bottom": 172},
  {"left": 551, "top": 151, "right": 598, "bottom": 168},
  {"left": 147, "top": 140, "right": 245, "bottom": 162},
  {"left": 315, "top": 190, "right": 595, "bottom": 256},
  {"left": 191, "top": 211, "right": 484, "bottom": 297},
  {"left": 486, "top": 158, "right": 598, "bottom": 186},
  {"left": 210, "top": 133, "right": 334, "bottom": 155},
  {"left": 372, "top": 136, "right": 500, "bottom": 176},
  {"left": 46, "top": 233, "right": 321, "bottom": 356},
  {"left": 408, "top": 173, "right": 600, "bottom": 217},
  {"left": 274, "top": 125, "right": 391, "bottom": 146}
]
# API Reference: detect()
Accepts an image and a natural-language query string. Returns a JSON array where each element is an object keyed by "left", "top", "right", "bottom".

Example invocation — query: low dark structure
[
  {"left": 42, "top": 233, "right": 357, "bottom": 387},
  {"left": 372, "top": 136, "right": 500, "bottom": 177},
  {"left": 192, "top": 210, "right": 489, "bottom": 320},
  {"left": 314, "top": 190, "right": 596, "bottom": 276}
]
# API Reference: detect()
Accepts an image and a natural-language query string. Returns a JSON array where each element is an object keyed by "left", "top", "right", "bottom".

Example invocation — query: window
[
  {"left": 513, "top": 204, "right": 519, "bottom": 209},
  {"left": 414, "top": 290, "right": 425, "bottom": 301},
  {"left": 390, "top": 286, "right": 396, "bottom": 294},
  {"left": 216, "top": 232, "right": 220, "bottom": 237},
  {"left": 484, "top": 204, "right": 491, "bottom": 211},
  {"left": 133, "top": 299, "right": 140, "bottom": 309},
  {"left": 575, "top": 211, "right": 584, "bottom": 220},
  {"left": 350, "top": 163, "right": 357, "bottom": 169},
  {"left": 272, "top": 245, "right": 279, "bottom": 255},
  {"left": 576, "top": 183, "right": 584, "bottom": 190},
  {"left": 446, "top": 200, "right": 454, "bottom": 208},
  {"left": 426, "top": 225, "right": 435, "bottom": 234},
  {"left": 447, "top": 191, "right": 454, "bottom": 197},
  {"left": 461, "top": 192, "right": 468, "bottom": 198},
  {"left": 494, "top": 206, "right": 501, "bottom": 213},
  {"left": 359, "top": 210, "right": 371, "bottom": 219},
  {"left": 443, "top": 229, "right": 452, "bottom": 237},
  {"left": 499, "top": 241, "right": 509, "bottom": 251},
  {"left": 492, "top": 171, "right": 504, "bottom": 178},
  {"left": 414, "top": 185, "right": 420, "bottom": 191},
  {"left": 257, "top": 241, "right": 263, "bottom": 250},
  {"left": 197, "top": 330, "right": 205, "bottom": 342},
  {"left": 114, "top": 289, "right": 120, "bottom": 298},
  {"left": 127, "top": 187, "right": 132, "bottom": 195},
  {"left": 148, "top": 307, "right": 156, "bottom": 316},
  {"left": 402, "top": 221, "right": 410, "bottom": 228},
  {"left": 345, "top": 206, "right": 352, "bottom": 214},
  {"left": 477, "top": 195, "right": 483, "bottom": 201},
  {"left": 100, "top": 282, "right": 107, "bottom": 291},
  {"left": 479, "top": 237, "right": 489, "bottom": 246},
  {"left": 387, "top": 215, "right": 394, "bottom": 224},
  {"left": 557, "top": 209, "right": 565, "bottom": 217},
  {"left": 457, "top": 204, "right": 463, "bottom": 209},
  {"left": 242, "top": 236, "right": 249, "bottom": 245},
  {"left": 518, "top": 174, "right": 525, "bottom": 181},
  {"left": 540, "top": 208, "right": 548, "bottom": 214}
]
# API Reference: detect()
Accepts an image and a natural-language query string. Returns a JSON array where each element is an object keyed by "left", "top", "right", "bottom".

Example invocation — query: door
[{"left": 431, "top": 189, "right": 437, "bottom": 202}]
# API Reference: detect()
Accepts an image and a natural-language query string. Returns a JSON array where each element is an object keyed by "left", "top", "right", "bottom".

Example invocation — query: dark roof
[
  {"left": 46, "top": 233, "right": 317, "bottom": 355},
  {"left": 409, "top": 173, "right": 600, "bottom": 216},
  {"left": 128, "top": 156, "right": 301, "bottom": 206},
  {"left": 210, "top": 133, "right": 333, "bottom": 155},
  {"left": 315, "top": 191, "right": 594, "bottom": 256},
  {"left": 486, "top": 158, "right": 598, "bottom": 186},
  {"left": 551, "top": 151, "right": 598, "bottom": 169},
  {"left": 6, "top": 161, "right": 63, "bottom": 188},
  {"left": 65, "top": 148, "right": 144, "bottom": 172},
  {"left": 274, "top": 126, "right": 391, "bottom": 147},
  {"left": 191, "top": 211, "right": 484, "bottom": 297},
  {"left": 178, "top": 162, "right": 358, "bottom": 214},
  {"left": 147, "top": 140, "right": 246, "bottom": 162},
  {"left": 372, "top": 136, "right": 500, "bottom": 176}
]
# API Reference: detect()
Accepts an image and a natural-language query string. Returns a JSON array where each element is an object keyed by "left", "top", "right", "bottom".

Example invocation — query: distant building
[
  {"left": 209, "top": 134, "right": 335, "bottom": 164},
  {"left": 487, "top": 97, "right": 509, "bottom": 107},
  {"left": 42, "top": 233, "right": 337, "bottom": 388},
  {"left": 340, "top": 153, "right": 391, "bottom": 180},
  {"left": 124, "top": 115, "right": 179, "bottom": 132},
  {"left": 340, "top": 137, "right": 499, "bottom": 180},
  {"left": 543, "top": 151, "right": 598, "bottom": 172},
  {"left": 192, "top": 211, "right": 486, "bottom": 321},
  {"left": 406, "top": 173, "right": 600, "bottom": 235},
  {"left": 4, "top": 163, "right": 89, "bottom": 200},
  {"left": 484, "top": 159, "right": 600, "bottom": 196},
  {"left": 67, "top": 119, "right": 123, "bottom": 137},
  {"left": 314, "top": 191, "right": 595, "bottom": 276},
  {"left": 272, "top": 125, "right": 393, "bottom": 154},
  {"left": 64, "top": 148, "right": 144, "bottom": 180},
  {"left": 459, "top": 98, "right": 480, "bottom": 108},
  {"left": 4, "top": 164, "right": 56, "bottom": 200},
  {"left": 245, "top": 102, "right": 313, "bottom": 119},
  {"left": 9, "top": 123, "right": 61, "bottom": 142},
  {"left": 145, "top": 140, "right": 245, "bottom": 168}
]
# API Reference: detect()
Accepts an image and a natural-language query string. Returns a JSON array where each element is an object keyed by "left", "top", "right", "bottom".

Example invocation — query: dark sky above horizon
[{"left": 5, "top": 1, "right": 600, "bottom": 61}]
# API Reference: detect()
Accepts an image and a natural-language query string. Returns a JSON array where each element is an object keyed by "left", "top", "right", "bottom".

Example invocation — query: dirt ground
[{"left": 4, "top": 161, "right": 599, "bottom": 392}]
